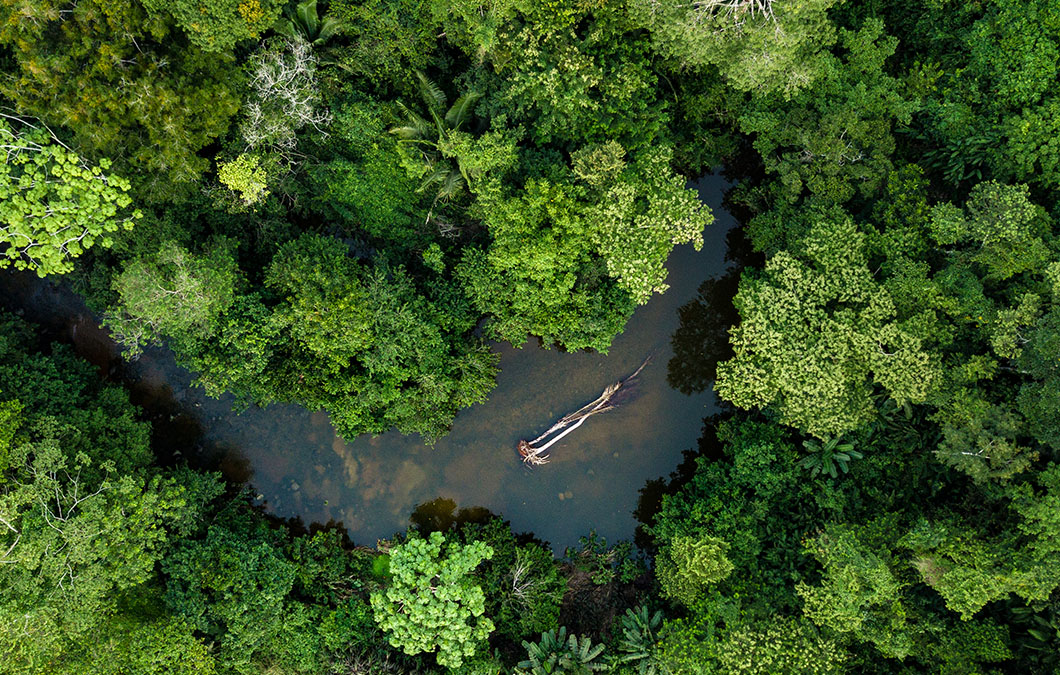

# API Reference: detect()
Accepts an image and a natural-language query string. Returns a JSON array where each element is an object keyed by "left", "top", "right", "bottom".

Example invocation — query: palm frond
[
  {"left": 417, "top": 164, "right": 451, "bottom": 194},
  {"left": 436, "top": 170, "right": 465, "bottom": 201},
  {"left": 273, "top": 17, "right": 298, "bottom": 39},
  {"left": 415, "top": 71, "right": 447, "bottom": 113},
  {"left": 390, "top": 101, "right": 433, "bottom": 141},
  {"left": 295, "top": 0, "right": 320, "bottom": 36},
  {"left": 316, "top": 15, "right": 342, "bottom": 42},
  {"left": 445, "top": 91, "right": 482, "bottom": 131}
]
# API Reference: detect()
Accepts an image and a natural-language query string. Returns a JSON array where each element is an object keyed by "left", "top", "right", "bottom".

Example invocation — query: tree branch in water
[{"left": 518, "top": 357, "right": 651, "bottom": 466}]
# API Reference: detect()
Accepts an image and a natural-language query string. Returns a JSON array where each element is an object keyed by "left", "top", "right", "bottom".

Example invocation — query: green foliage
[
  {"left": 106, "top": 239, "right": 240, "bottom": 358},
  {"left": 263, "top": 233, "right": 498, "bottom": 440},
  {"left": 797, "top": 525, "right": 915, "bottom": 658},
  {"left": 0, "top": 397, "right": 22, "bottom": 475},
  {"left": 577, "top": 145, "right": 710, "bottom": 304},
  {"left": 66, "top": 615, "right": 218, "bottom": 675},
  {"left": 799, "top": 436, "right": 863, "bottom": 479},
  {"left": 934, "top": 391, "right": 1038, "bottom": 484},
  {"left": 310, "top": 98, "right": 428, "bottom": 243},
  {"left": 163, "top": 505, "right": 335, "bottom": 674},
  {"left": 0, "top": 0, "right": 242, "bottom": 196},
  {"left": 614, "top": 606, "right": 664, "bottom": 675},
  {"left": 458, "top": 144, "right": 708, "bottom": 351},
  {"left": 716, "top": 617, "right": 847, "bottom": 675},
  {"left": 370, "top": 531, "right": 495, "bottom": 668},
  {"left": 517, "top": 626, "right": 607, "bottom": 675},
  {"left": 327, "top": 0, "right": 437, "bottom": 90},
  {"left": 653, "top": 608, "right": 728, "bottom": 675},
  {"left": 457, "top": 175, "right": 636, "bottom": 352},
  {"left": 914, "top": 0, "right": 1060, "bottom": 190},
  {"left": 142, "top": 0, "right": 285, "bottom": 52},
  {"left": 657, "top": 536, "right": 734, "bottom": 609},
  {"left": 274, "top": 0, "right": 341, "bottom": 45},
  {"left": 564, "top": 531, "right": 640, "bottom": 586},
  {"left": 218, "top": 154, "right": 270, "bottom": 207},
  {"left": 390, "top": 71, "right": 486, "bottom": 207},
  {"left": 716, "top": 212, "right": 940, "bottom": 437},
  {"left": 632, "top": 0, "right": 839, "bottom": 97},
  {"left": 0, "top": 120, "right": 141, "bottom": 276},
  {"left": 486, "top": 4, "right": 666, "bottom": 149},
  {"left": 929, "top": 181, "right": 1051, "bottom": 281},
  {"left": 460, "top": 518, "right": 566, "bottom": 640},
  {"left": 0, "top": 314, "right": 155, "bottom": 479},
  {"left": 650, "top": 419, "right": 824, "bottom": 615},
  {"left": 0, "top": 316, "right": 226, "bottom": 671},
  {"left": 904, "top": 465, "right": 1060, "bottom": 619},
  {"left": 0, "top": 428, "right": 208, "bottom": 668},
  {"left": 737, "top": 20, "right": 917, "bottom": 203}
]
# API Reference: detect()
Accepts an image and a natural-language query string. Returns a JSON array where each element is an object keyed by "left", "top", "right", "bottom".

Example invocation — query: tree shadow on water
[
  {"left": 667, "top": 269, "right": 742, "bottom": 396},
  {"left": 633, "top": 413, "right": 734, "bottom": 552},
  {"left": 408, "top": 497, "right": 496, "bottom": 535}
]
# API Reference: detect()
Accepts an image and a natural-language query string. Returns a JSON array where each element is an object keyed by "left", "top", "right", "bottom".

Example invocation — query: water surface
[{"left": 0, "top": 175, "right": 737, "bottom": 549}]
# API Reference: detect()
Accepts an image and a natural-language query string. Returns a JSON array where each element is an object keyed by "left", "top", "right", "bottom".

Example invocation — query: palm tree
[
  {"left": 518, "top": 627, "right": 607, "bottom": 674},
  {"left": 389, "top": 71, "right": 481, "bottom": 209},
  {"left": 274, "top": 0, "right": 341, "bottom": 46},
  {"left": 615, "top": 606, "right": 664, "bottom": 674},
  {"left": 800, "top": 436, "right": 863, "bottom": 478}
]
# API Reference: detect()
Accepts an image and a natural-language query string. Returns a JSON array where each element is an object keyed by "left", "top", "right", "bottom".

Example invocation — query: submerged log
[{"left": 518, "top": 357, "right": 650, "bottom": 466}]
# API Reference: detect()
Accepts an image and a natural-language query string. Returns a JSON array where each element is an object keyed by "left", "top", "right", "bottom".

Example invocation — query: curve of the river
[{"left": 0, "top": 174, "right": 737, "bottom": 550}]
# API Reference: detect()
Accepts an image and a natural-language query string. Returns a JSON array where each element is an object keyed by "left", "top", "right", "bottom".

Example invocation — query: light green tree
[
  {"left": 657, "top": 535, "right": 734, "bottom": 608},
  {"left": 903, "top": 465, "right": 1060, "bottom": 620},
  {"left": 737, "top": 20, "right": 917, "bottom": 203},
  {"left": 630, "top": 0, "right": 839, "bottom": 97},
  {"left": 0, "top": 118, "right": 141, "bottom": 276},
  {"left": 928, "top": 181, "right": 1050, "bottom": 281},
  {"left": 370, "top": 531, "right": 495, "bottom": 668},
  {"left": 797, "top": 526, "right": 916, "bottom": 659},
  {"left": 105, "top": 240, "right": 240, "bottom": 358},
  {"left": 580, "top": 145, "right": 710, "bottom": 304},
  {"left": 717, "top": 617, "right": 847, "bottom": 675},
  {"left": 715, "top": 212, "right": 941, "bottom": 437},
  {"left": 0, "top": 420, "right": 210, "bottom": 667},
  {"left": 458, "top": 144, "right": 708, "bottom": 352},
  {"left": 218, "top": 154, "right": 270, "bottom": 207}
]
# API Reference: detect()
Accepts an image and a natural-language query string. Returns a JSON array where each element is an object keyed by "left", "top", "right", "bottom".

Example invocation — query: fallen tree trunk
[{"left": 518, "top": 357, "right": 650, "bottom": 466}]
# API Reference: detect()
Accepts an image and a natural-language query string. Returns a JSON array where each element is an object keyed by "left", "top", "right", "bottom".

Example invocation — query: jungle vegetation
[{"left": 2, "top": 0, "right": 1060, "bottom": 672}]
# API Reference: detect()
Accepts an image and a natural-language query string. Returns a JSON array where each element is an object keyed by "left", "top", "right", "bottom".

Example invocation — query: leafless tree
[{"left": 240, "top": 37, "right": 331, "bottom": 161}]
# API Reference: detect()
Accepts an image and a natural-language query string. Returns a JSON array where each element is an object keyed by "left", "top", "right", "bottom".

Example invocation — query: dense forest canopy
[{"left": 2, "top": 0, "right": 1060, "bottom": 672}]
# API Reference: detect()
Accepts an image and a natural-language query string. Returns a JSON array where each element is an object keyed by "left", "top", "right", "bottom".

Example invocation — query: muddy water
[{"left": 0, "top": 175, "right": 738, "bottom": 550}]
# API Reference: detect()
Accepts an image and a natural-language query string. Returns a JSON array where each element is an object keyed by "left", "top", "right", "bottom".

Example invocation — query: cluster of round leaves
[
  {"left": 369, "top": 531, "right": 494, "bottom": 669},
  {"left": 0, "top": 124, "right": 141, "bottom": 277}
]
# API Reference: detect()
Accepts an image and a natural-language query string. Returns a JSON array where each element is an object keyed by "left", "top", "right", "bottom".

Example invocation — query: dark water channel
[{"left": 0, "top": 175, "right": 738, "bottom": 550}]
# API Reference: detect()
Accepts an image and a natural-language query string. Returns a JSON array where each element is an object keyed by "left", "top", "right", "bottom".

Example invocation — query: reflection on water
[
  {"left": 408, "top": 497, "right": 497, "bottom": 535},
  {"left": 0, "top": 175, "right": 738, "bottom": 551},
  {"left": 667, "top": 270, "right": 741, "bottom": 395}
]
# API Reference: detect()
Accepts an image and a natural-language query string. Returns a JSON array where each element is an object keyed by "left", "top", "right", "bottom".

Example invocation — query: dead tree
[{"left": 518, "top": 357, "right": 651, "bottom": 466}]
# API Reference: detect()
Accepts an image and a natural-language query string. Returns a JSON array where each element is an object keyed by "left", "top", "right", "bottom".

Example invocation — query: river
[{"left": 0, "top": 174, "right": 738, "bottom": 550}]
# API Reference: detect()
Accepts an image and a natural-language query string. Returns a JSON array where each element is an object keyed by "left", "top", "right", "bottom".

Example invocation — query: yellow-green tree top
[{"left": 0, "top": 118, "right": 141, "bottom": 276}]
